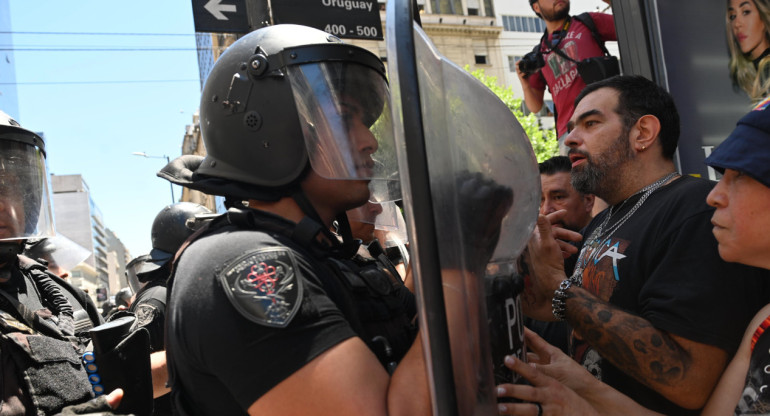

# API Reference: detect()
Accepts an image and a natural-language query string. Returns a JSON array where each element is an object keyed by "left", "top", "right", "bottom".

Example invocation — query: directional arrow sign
[
  {"left": 191, "top": 0, "right": 250, "bottom": 33},
  {"left": 204, "top": 0, "right": 237, "bottom": 20}
]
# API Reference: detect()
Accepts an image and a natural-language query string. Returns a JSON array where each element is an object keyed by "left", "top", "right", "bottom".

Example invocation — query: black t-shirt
[
  {"left": 167, "top": 225, "right": 358, "bottom": 415},
  {"left": 571, "top": 176, "right": 770, "bottom": 415},
  {"left": 130, "top": 281, "right": 172, "bottom": 416}
]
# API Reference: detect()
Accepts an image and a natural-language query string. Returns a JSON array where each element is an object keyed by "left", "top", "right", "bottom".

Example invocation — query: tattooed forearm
[{"left": 566, "top": 287, "right": 691, "bottom": 388}]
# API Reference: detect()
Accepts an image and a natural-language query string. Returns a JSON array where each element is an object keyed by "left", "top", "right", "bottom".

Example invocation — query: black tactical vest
[{"left": 0, "top": 258, "right": 96, "bottom": 415}]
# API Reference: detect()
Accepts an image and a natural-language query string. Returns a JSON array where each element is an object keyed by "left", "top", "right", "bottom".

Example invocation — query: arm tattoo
[{"left": 566, "top": 288, "right": 691, "bottom": 387}]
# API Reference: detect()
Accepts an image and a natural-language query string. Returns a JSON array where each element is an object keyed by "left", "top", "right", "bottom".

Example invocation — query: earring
[{"left": 640, "top": 145, "right": 646, "bottom": 151}]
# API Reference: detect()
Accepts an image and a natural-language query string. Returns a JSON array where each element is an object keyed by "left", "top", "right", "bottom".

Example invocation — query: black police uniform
[
  {"left": 129, "top": 279, "right": 172, "bottom": 416},
  {"left": 166, "top": 208, "right": 417, "bottom": 415}
]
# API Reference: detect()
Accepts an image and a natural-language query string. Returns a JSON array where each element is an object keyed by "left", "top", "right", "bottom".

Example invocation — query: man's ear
[
  {"left": 532, "top": 1, "right": 541, "bottom": 16},
  {"left": 633, "top": 115, "right": 661, "bottom": 153},
  {"left": 583, "top": 193, "right": 595, "bottom": 214}
]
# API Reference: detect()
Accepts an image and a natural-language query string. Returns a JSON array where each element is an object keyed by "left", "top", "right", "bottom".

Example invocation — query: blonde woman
[{"left": 727, "top": 0, "right": 770, "bottom": 102}]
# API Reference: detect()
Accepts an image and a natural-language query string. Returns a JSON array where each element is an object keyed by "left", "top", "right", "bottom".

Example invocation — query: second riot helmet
[{"left": 143, "top": 202, "right": 213, "bottom": 276}]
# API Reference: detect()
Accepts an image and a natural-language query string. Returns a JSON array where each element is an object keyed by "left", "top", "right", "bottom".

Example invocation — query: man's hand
[
  {"left": 524, "top": 329, "right": 597, "bottom": 395},
  {"left": 56, "top": 388, "right": 123, "bottom": 415},
  {"left": 496, "top": 353, "right": 599, "bottom": 416},
  {"left": 521, "top": 213, "right": 580, "bottom": 320}
]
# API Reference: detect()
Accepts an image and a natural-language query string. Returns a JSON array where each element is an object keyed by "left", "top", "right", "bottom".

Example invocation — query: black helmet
[
  {"left": 196, "top": 24, "right": 399, "bottom": 202},
  {"left": 115, "top": 287, "right": 132, "bottom": 308},
  {"left": 0, "top": 110, "right": 54, "bottom": 241},
  {"left": 144, "top": 202, "right": 213, "bottom": 273}
]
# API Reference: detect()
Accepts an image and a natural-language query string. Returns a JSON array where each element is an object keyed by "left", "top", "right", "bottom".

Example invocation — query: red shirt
[{"left": 528, "top": 12, "right": 617, "bottom": 137}]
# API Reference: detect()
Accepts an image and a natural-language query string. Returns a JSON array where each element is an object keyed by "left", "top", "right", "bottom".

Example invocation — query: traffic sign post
[{"left": 272, "top": 0, "right": 383, "bottom": 40}]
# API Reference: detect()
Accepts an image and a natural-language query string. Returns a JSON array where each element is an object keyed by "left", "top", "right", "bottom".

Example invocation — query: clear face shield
[
  {"left": 347, "top": 200, "right": 408, "bottom": 248},
  {"left": 0, "top": 140, "right": 54, "bottom": 242},
  {"left": 287, "top": 60, "right": 401, "bottom": 202},
  {"left": 125, "top": 254, "right": 152, "bottom": 293},
  {"left": 24, "top": 234, "right": 90, "bottom": 273}
]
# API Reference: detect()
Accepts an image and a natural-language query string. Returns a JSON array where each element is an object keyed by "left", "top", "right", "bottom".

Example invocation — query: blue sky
[{"left": 8, "top": 0, "right": 202, "bottom": 258}]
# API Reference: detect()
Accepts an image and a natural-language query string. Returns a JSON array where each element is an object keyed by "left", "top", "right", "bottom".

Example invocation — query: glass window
[{"left": 483, "top": 0, "right": 494, "bottom": 17}]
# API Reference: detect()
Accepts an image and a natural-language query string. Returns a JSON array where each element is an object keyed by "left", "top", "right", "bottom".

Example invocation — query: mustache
[{"left": 568, "top": 148, "right": 590, "bottom": 160}]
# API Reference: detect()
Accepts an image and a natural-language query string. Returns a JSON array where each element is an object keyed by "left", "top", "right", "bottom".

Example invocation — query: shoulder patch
[
  {"left": 219, "top": 247, "right": 303, "bottom": 328},
  {"left": 135, "top": 303, "right": 159, "bottom": 328}
]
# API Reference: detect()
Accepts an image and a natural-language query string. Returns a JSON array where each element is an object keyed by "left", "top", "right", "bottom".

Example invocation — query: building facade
[{"left": 51, "top": 174, "right": 129, "bottom": 296}]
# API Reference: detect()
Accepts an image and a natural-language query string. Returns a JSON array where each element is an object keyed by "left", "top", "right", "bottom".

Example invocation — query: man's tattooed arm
[{"left": 564, "top": 287, "right": 729, "bottom": 410}]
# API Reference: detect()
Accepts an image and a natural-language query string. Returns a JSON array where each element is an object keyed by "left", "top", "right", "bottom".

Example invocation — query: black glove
[
  {"left": 454, "top": 171, "right": 515, "bottom": 273},
  {"left": 56, "top": 395, "right": 134, "bottom": 416}
]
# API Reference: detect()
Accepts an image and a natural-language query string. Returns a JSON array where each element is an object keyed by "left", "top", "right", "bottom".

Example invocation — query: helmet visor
[
  {"left": 24, "top": 234, "right": 90, "bottom": 271},
  {"left": 0, "top": 141, "right": 54, "bottom": 241},
  {"left": 287, "top": 61, "right": 400, "bottom": 202}
]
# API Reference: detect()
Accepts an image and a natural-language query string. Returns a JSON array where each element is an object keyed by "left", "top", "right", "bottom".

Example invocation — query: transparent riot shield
[{"left": 386, "top": 1, "right": 540, "bottom": 414}]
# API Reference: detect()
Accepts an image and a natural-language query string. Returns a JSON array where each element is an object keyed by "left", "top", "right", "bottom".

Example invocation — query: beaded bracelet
[{"left": 552, "top": 278, "right": 574, "bottom": 321}]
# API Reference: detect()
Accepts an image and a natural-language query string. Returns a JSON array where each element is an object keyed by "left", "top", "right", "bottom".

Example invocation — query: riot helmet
[
  {"left": 144, "top": 202, "right": 213, "bottom": 275},
  {"left": 197, "top": 24, "right": 399, "bottom": 202},
  {"left": 24, "top": 234, "right": 90, "bottom": 276},
  {"left": 0, "top": 111, "right": 54, "bottom": 243},
  {"left": 114, "top": 287, "right": 132, "bottom": 308}
]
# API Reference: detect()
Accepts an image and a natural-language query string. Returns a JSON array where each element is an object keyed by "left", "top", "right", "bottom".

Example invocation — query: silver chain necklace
[{"left": 571, "top": 172, "right": 679, "bottom": 286}]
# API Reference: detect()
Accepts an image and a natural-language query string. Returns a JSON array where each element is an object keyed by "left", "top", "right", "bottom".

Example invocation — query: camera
[{"left": 518, "top": 50, "right": 544, "bottom": 78}]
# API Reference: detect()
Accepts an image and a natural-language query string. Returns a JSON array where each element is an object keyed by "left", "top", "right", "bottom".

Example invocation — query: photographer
[{"left": 518, "top": 0, "right": 617, "bottom": 151}]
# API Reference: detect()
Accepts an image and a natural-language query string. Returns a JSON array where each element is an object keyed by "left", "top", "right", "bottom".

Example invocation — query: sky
[{"left": 8, "top": 0, "right": 202, "bottom": 258}]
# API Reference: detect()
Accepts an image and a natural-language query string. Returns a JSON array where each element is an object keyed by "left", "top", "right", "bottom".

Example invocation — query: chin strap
[
  {"left": 0, "top": 242, "right": 23, "bottom": 278},
  {"left": 290, "top": 191, "right": 361, "bottom": 259}
]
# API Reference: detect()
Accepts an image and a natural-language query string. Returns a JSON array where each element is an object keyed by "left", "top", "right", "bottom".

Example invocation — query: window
[
  {"left": 468, "top": 8, "right": 479, "bottom": 15},
  {"left": 475, "top": 55, "right": 488, "bottom": 65},
  {"left": 501, "top": 15, "right": 545, "bottom": 33},
  {"left": 508, "top": 55, "right": 523, "bottom": 72}
]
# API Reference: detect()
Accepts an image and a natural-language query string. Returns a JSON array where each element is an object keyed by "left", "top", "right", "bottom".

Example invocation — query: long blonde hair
[{"left": 727, "top": 0, "right": 770, "bottom": 102}]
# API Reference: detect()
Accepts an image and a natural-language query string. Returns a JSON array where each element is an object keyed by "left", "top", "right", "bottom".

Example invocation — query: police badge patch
[
  {"left": 219, "top": 247, "right": 303, "bottom": 328},
  {"left": 135, "top": 304, "right": 158, "bottom": 328}
]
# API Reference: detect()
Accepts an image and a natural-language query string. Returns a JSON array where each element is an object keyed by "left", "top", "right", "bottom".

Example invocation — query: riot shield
[{"left": 386, "top": 1, "right": 540, "bottom": 414}]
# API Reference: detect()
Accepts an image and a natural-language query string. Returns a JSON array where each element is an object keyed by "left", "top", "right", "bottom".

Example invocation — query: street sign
[
  {"left": 191, "top": 0, "right": 250, "bottom": 33},
  {"left": 272, "top": 0, "right": 383, "bottom": 41}
]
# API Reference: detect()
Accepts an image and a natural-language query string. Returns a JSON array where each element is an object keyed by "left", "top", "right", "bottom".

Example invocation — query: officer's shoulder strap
[{"left": 572, "top": 12, "right": 611, "bottom": 56}]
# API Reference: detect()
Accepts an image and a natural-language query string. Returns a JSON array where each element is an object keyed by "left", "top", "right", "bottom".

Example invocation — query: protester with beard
[
  {"left": 518, "top": 0, "right": 616, "bottom": 152},
  {"left": 518, "top": 75, "right": 770, "bottom": 415}
]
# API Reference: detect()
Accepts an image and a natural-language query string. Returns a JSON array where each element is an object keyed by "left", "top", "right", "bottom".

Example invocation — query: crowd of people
[{"left": 0, "top": 1, "right": 769, "bottom": 415}]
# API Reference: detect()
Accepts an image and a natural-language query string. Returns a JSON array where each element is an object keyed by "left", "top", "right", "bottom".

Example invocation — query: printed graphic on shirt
[
  {"left": 736, "top": 323, "right": 770, "bottom": 414},
  {"left": 572, "top": 236, "right": 630, "bottom": 379},
  {"left": 219, "top": 247, "right": 303, "bottom": 328},
  {"left": 547, "top": 40, "right": 579, "bottom": 96}
]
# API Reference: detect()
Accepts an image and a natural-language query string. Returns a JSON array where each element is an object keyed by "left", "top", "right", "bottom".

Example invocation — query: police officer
[
  {"left": 159, "top": 24, "right": 433, "bottom": 415},
  {"left": 0, "top": 110, "right": 121, "bottom": 414},
  {"left": 125, "top": 201, "right": 212, "bottom": 415}
]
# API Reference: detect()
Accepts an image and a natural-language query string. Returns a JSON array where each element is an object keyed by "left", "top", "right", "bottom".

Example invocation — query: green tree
[{"left": 468, "top": 67, "right": 558, "bottom": 162}]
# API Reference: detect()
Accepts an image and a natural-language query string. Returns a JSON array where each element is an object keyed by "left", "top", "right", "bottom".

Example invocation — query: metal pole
[
  {"left": 245, "top": 0, "right": 270, "bottom": 31},
  {"left": 165, "top": 156, "right": 175, "bottom": 203}
]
